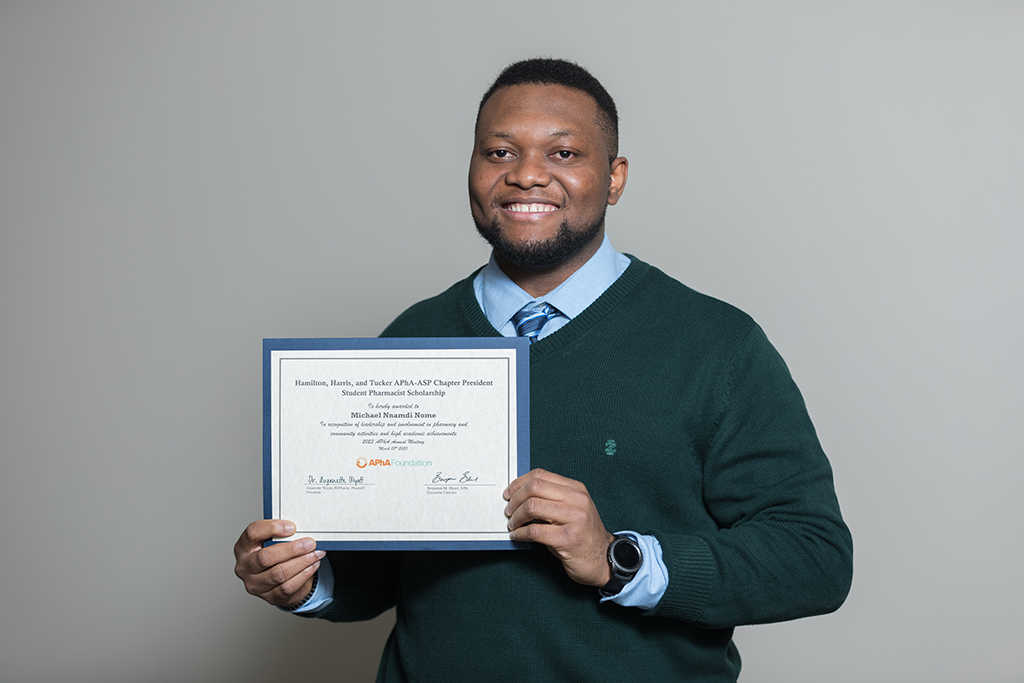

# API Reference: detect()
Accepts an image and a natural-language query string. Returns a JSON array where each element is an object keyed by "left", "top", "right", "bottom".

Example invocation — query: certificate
[{"left": 263, "top": 337, "right": 530, "bottom": 550}]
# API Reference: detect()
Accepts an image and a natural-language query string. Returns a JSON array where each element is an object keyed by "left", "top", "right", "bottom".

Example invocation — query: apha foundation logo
[{"left": 357, "top": 457, "right": 390, "bottom": 468}]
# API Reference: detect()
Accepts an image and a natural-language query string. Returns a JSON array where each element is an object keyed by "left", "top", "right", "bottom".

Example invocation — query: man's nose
[{"left": 505, "top": 151, "right": 551, "bottom": 188}]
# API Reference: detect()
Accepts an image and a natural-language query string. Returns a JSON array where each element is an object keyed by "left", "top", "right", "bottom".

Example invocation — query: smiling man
[{"left": 234, "top": 58, "right": 853, "bottom": 682}]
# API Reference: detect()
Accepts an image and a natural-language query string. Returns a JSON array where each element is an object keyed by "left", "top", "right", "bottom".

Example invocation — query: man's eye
[
  {"left": 554, "top": 150, "right": 574, "bottom": 159},
  {"left": 491, "top": 150, "right": 514, "bottom": 159}
]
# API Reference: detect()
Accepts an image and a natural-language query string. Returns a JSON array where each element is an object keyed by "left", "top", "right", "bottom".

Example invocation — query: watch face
[{"left": 612, "top": 539, "right": 642, "bottom": 572}]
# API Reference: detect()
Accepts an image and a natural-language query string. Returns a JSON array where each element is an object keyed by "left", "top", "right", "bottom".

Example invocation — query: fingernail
[
  {"left": 282, "top": 522, "right": 296, "bottom": 535},
  {"left": 301, "top": 538, "right": 316, "bottom": 551},
  {"left": 315, "top": 550, "right": 326, "bottom": 559}
]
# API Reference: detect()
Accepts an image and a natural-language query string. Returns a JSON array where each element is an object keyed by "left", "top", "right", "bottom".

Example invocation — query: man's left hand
[{"left": 503, "top": 468, "right": 615, "bottom": 587}]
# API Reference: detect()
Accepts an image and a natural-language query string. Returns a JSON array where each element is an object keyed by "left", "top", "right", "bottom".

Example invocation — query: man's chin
[{"left": 474, "top": 216, "right": 604, "bottom": 269}]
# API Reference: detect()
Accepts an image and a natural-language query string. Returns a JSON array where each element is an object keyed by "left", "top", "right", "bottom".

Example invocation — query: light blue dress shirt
[
  {"left": 292, "top": 234, "right": 667, "bottom": 613},
  {"left": 471, "top": 233, "right": 628, "bottom": 340}
]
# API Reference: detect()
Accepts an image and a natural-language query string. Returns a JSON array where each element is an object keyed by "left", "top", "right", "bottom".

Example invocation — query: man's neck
[{"left": 493, "top": 231, "right": 604, "bottom": 298}]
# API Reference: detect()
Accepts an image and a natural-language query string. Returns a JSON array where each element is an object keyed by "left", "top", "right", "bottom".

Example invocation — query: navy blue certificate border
[{"left": 263, "top": 337, "right": 530, "bottom": 551}]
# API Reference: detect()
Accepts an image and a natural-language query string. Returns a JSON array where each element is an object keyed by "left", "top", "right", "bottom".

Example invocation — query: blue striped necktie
[{"left": 512, "top": 302, "right": 560, "bottom": 343}]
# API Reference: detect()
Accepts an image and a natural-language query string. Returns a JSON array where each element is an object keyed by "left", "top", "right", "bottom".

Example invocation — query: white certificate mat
[{"left": 263, "top": 337, "right": 530, "bottom": 550}]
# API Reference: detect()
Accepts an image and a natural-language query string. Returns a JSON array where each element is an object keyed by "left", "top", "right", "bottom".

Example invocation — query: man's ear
[{"left": 607, "top": 157, "right": 628, "bottom": 206}]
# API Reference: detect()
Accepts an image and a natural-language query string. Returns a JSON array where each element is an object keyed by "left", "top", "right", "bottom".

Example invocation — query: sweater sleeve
[
  {"left": 295, "top": 550, "right": 400, "bottom": 623},
  {"left": 648, "top": 324, "right": 853, "bottom": 627}
]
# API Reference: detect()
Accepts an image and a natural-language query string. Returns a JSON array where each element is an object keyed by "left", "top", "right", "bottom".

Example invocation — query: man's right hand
[{"left": 233, "top": 519, "right": 325, "bottom": 608}]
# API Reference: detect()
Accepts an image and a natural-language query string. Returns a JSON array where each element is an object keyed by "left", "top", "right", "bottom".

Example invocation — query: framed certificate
[{"left": 263, "top": 337, "right": 530, "bottom": 550}]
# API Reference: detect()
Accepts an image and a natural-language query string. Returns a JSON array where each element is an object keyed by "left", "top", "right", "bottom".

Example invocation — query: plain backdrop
[{"left": 1, "top": 2, "right": 1022, "bottom": 681}]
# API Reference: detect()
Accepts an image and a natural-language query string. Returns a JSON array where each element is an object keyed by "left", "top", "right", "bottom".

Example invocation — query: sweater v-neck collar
[{"left": 458, "top": 256, "right": 651, "bottom": 357}]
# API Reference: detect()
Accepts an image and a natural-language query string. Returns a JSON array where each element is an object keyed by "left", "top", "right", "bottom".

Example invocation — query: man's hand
[
  {"left": 503, "top": 468, "right": 615, "bottom": 587},
  {"left": 233, "top": 519, "right": 325, "bottom": 607}
]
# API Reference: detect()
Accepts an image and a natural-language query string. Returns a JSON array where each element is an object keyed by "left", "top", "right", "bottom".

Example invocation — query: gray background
[{"left": 2, "top": 1, "right": 1022, "bottom": 681}]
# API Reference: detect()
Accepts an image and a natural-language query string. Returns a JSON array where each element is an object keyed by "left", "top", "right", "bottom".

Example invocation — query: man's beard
[{"left": 474, "top": 208, "right": 606, "bottom": 268}]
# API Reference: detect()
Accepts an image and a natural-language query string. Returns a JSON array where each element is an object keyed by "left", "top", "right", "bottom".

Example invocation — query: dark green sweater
[{"left": 308, "top": 258, "right": 853, "bottom": 682}]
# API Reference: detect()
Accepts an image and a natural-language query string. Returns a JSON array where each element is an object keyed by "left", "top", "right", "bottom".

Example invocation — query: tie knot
[{"left": 512, "top": 302, "right": 560, "bottom": 342}]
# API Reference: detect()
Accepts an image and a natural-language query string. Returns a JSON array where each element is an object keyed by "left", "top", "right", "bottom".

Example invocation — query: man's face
[{"left": 469, "top": 84, "right": 627, "bottom": 269}]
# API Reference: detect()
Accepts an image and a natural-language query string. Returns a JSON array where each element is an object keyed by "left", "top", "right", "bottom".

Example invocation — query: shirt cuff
[
  {"left": 283, "top": 555, "right": 335, "bottom": 614},
  {"left": 599, "top": 531, "right": 668, "bottom": 611}
]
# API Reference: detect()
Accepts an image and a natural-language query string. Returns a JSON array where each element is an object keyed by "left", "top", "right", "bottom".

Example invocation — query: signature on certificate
[{"left": 432, "top": 471, "right": 482, "bottom": 484}]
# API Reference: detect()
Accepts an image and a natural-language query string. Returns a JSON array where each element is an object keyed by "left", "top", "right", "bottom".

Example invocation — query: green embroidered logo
[{"left": 604, "top": 439, "right": 617, "bottom": 456}]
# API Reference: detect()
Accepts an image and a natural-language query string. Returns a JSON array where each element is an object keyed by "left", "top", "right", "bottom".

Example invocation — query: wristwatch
[{"left": 598, "top": 534, "right": 643, "bottom": 598}]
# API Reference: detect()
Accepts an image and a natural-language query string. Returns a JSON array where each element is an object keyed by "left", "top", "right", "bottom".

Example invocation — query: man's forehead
[
  {"left": 477, "top": 84, "right": 600, "bottom": 134},
  {"left": 482, "top": 83, "right": 596, "bottom": 114}
]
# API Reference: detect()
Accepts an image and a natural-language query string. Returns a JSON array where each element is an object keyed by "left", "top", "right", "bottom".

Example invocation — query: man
[{"left": 235, "top": 58, "right": 853, "bottom": 681}]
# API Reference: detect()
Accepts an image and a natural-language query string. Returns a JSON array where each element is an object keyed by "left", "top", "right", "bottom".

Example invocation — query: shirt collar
[{"left": 474, "top": 233, "right": 627, "bottom": 332}]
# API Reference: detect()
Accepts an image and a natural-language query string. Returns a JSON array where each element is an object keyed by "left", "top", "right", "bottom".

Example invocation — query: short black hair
[{"left": 477, "top": 58, "right": 619, "bottom": 158}]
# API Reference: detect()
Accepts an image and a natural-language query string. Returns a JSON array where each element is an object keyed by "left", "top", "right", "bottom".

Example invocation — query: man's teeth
[{"left": 506, "top": 203, "right": 556, "bottom": 213}]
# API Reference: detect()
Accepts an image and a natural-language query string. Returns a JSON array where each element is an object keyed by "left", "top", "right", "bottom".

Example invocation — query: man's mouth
[{"left": 502, "top": 202, "right": 558, "bottom": 213}]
